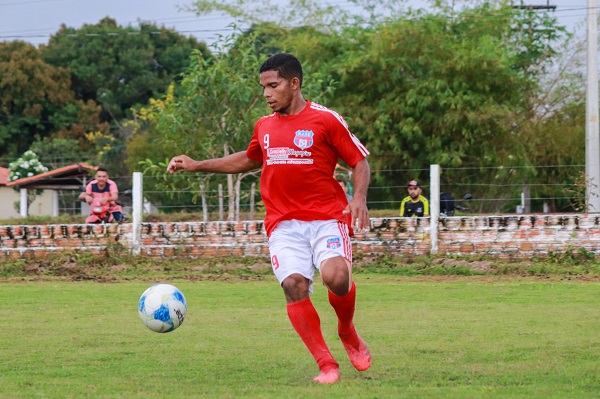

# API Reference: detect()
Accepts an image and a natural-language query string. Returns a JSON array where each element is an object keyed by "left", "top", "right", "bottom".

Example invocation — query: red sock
[
  {"left": 328, "top": 282, "right": 360, "bottom": 348},
  {"left": 286, "top": 298, "right": 338, "bottom": 372}
]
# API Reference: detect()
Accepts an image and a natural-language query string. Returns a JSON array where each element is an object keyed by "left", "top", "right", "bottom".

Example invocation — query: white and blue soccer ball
[{"left": 138, "top": 284, "right": 187, "bottom": 333}]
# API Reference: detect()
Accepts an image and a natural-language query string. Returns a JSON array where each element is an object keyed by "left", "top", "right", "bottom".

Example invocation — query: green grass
[{"left": 1, "top": 276, "right": 600, "bottom": 398}]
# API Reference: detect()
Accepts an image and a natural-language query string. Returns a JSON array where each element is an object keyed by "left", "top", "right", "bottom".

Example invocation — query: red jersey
[{"left": 246, "top": 101, "right": 369, "bottom": 236}]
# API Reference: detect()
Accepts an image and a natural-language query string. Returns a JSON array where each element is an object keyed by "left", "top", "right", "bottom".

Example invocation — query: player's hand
[
  {"left": 167, "top": 155, "right": 193, "bottom": 174},
  {"left": 343, "top": 195, "right": 370, "bottom": 232}
]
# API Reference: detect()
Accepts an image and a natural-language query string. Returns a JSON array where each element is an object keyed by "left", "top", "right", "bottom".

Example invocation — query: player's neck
[{"left": 279, "top": 96, "right": 307, "bottom": 116}]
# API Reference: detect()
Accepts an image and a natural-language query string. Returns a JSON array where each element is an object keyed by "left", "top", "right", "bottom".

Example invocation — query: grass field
[{"left": 1, "top": 273, "right": 600, "bottom": 398}]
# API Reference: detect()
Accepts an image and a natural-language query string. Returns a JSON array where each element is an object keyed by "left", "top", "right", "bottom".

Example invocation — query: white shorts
[{"left": 268, "top": 219, "right": 352, "bottom": 293}]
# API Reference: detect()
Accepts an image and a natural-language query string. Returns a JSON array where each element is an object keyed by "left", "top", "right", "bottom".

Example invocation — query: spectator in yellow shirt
[{"left": 400, "top": 180, "right": 429, "bottom": 217}]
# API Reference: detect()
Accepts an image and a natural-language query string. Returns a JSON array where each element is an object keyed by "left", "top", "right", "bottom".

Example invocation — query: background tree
[
  {"left": 0, "top": 41, "right": 73, "bottom": 159},
  {"left": 129, "top": 31, "right": 336, "bottom": 219},
  {"left": 28, "top": 99, "right": 113, "bottom": 169},
  {"left": 3, "top": 1, "right": 584, "bottom": 217},
  {"left": 42, "top": 17, "right": 211, "bottom": 124},
  {"left": 202, "top": 1, "right": 567, "bottom": 212},
  {"left": 505, "top": 28, "right": 585, "bottom": 213},
  {"left": 132, "top": 33, "right": 266, "bottom": 220},
  {"left": 41, "top": 17, "right": 212, "bottom": 180},
  {"left": 0, "top": 40, "right": 113, "bottom": 168},
  {"left": 29, "top": 138, "right": 85, "bottom": 170}
]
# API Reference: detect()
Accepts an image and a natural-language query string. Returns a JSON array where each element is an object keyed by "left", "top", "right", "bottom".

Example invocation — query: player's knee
[
  {"left": 321, "top": 259, "right": 350, "bottom": 296},
  {"left": 327, "top": 277, "right": 350, "bottom": 297},
  {"left": 281, "top": 274, "right": 310, "bottom": 302}
]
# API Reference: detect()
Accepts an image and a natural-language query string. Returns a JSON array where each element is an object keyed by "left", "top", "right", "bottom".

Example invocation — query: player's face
[
  {"left": 408, "top": 186, "right": 421, "bottom": 199},
  {"left": 95, "top": 171, "right": 108, "bottom": 187},
  {"left": 260, "top": 70, "right": 295, "bottom": 115}
]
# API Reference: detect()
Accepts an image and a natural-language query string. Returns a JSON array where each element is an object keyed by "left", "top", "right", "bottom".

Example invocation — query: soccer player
[{"left": 167, "top": 53, "right": 371, "bottom": 384}]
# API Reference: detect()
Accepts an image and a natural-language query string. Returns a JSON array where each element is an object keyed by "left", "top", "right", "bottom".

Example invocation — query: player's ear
[{"left": 290, "top": 76, "right": 301, "bottom": 90}]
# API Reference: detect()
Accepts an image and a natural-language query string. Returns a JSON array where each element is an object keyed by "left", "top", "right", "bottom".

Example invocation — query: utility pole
[{"left": 587, "top": 0, "right": 600, "bottom": 212}]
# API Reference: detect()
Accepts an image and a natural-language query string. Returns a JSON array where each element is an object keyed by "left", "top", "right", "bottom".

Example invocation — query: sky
[{"left": 0, "top": 0, "right": 593, "bottom": 48}]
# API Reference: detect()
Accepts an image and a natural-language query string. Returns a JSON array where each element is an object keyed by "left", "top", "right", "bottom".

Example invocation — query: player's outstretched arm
[
  {"left": 346, "top": 158, "right": 371, "bottom": 232},
  {"left": 167, "top": 151, "right": 261, "bottom": 174}
]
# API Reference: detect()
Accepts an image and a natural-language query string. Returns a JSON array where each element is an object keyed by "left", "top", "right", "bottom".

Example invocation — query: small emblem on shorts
[{"left": 327, "top": 237, "right": 342, "bottom": 249}]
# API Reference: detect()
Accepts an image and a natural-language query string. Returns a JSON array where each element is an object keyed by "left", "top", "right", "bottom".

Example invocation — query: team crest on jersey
[
  {"left": 326, "top": 237, "right": 342, "bottom": 249},
  {"left": 294, "top": 130, "right": 314, "bottom": 150}
]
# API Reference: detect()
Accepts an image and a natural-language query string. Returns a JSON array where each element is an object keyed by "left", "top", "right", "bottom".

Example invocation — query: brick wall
[{"left": 1, "top": 214, "right": 599, "bottom": 260}]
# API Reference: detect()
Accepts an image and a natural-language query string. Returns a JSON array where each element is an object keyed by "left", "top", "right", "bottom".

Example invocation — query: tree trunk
[{"left": 223, "top": 142, "right": 235, "bottom": 221}]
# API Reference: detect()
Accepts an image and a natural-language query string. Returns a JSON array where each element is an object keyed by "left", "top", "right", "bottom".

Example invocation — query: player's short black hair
[
  {"left": 260, "top": 53, "right": 303, "bottom": 88},
  {"left": 97, "top": 167, "right": 108, "bottom": 173}
]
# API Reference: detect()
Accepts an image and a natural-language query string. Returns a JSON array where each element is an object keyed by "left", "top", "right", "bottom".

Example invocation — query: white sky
[{"left": 0, "top": 0, "right": 591, "bottom": 47}]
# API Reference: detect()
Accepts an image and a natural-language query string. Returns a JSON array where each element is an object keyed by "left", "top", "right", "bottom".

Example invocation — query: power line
[
  {"left": 0, "top": 27, "right": 237, "bottom": 40},
  {"left": 0, "top": 0, "right": 65, "bottom": 7},
  {"left": 0, "top": 4, "right": 590, "bottom": 42}
]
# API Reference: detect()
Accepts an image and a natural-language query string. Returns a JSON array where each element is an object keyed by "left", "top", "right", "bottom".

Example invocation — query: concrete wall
[
  {"left": 0, "top": 188, "right": 58, "bottom": 219},
  {"left": 1, "top": 214, "right": 599, "bottom": 260}
]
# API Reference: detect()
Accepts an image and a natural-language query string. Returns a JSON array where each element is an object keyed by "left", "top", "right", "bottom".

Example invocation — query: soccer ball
[{"left": 138, "top": 284, "right": 187, "bottom": 333}]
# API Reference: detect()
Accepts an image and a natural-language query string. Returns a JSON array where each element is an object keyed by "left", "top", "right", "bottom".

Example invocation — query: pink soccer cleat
[
  {"left": 313, "top": 368, "right": 340, "bottom": 384},
  {"left": 340, "top": 332, "right": 372, "bottom": 371}
]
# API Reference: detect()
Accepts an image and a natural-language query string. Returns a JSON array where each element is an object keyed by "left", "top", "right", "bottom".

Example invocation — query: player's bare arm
[
  {"left": 167, "top": 151, "right": 262, "bottom": 174},
  {"left": 346, "top": 158, "right": 371, "bottom": 231}
]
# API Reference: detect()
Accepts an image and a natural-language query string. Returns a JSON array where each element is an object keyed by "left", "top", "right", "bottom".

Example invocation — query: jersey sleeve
[
  {"left": 246, "top": 120, "right": 265, "bottom": 163},
  {"left": 422, "top": 196, "right": 430, "bottom": 215},
  {"left": 400, "top": 197, "right": 408, "bottom": 217},
  {"left": 85, "top": 182, "right": 93, "bottom": 195},
  {"left": 325, "top": 112, "right": 369, "bottom": 168},
  {"left": 108, "top": 180, "right": 119, "bottom": 194}
]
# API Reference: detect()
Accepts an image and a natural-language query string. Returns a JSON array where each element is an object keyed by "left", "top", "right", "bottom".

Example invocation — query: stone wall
[{"left": 1, "top": 214, "right": 599, "bottom": 260}]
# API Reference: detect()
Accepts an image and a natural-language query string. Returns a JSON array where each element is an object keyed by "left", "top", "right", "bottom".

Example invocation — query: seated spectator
[{"left": 78, "top": 167, "right": 124, "bottom": 222}]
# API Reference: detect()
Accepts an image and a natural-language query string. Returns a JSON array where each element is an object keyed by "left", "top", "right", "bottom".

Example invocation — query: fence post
[
  {"left": 200, "top": 182, "right": 208, "bottom": 223},
  {"left": 218, "top": 184, "right": 224, "bottom": 221},
  {"left": 430, "top": 164, "right": 440, "bottom": 255},
  {"left": 250, "top": 182, "right": 256, "bottom": 220},
  {"left": 20, "top": 188, "right": 28, "bottom": 217},
  {"left": 132, "top": 172, "right": 143, "bottom": 255},
  {"left": 52, "top": 190, "right": 59, "bottom": 217}
]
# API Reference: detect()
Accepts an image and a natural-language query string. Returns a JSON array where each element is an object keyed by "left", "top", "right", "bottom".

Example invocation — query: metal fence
[
  {"left": 39, "top": 163, "right": 588, "bottom": 221},
  {"left": 111, "top": 164, "right": 586, "bottom": 217}
]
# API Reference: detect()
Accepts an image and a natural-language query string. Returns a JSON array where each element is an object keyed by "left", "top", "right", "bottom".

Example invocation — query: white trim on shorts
[{"left": 268, "top": 219, "right": 352, "bottom": 294}]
